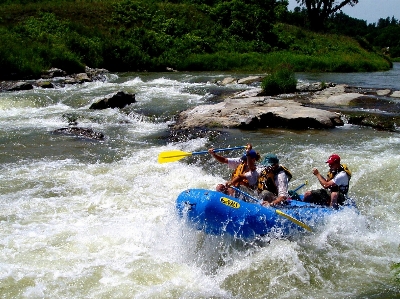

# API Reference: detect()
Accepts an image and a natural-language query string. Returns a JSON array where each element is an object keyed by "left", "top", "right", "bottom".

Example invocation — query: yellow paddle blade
[
  {"left": 275, "top": 209, "right": 312, "bottom": 232},
  {"left": 157, "top": 150, "right": 192, "bottom": 163}
]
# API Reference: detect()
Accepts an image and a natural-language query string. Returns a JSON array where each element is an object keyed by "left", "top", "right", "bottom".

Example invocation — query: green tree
[
  {"left": 209, "top": 0, "right": 279, "bottom": 43},
  {"left": 294, "top": 0, "right": 359, "bottom": 31},
  {"left": 366, "top": 24, "right": 400, "bottom": 58},
  {"left": 327, "top": 12, "right": 368, "bottom": 37}
]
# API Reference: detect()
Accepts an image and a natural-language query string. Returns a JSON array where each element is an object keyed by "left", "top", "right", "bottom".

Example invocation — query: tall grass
[{"left": 179, "top": 50, "right": 391, "bottom": 73}]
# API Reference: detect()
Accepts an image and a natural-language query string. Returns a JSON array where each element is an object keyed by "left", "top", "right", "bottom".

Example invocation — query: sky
[{"left": 287, "top": 0, "right": 400, "bottom": 24}]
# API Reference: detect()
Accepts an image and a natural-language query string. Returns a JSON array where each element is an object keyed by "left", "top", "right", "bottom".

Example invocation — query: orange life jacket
[{"left": 231, "top": 162, "right": 249, "bottom": 187}]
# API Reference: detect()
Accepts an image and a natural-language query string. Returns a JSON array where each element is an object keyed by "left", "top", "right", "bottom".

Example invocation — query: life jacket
[
  {"left": 231, "top": 162, "right": 249, "bottom": 187},
  {"left": 326, "top": 163, "right": 351, "bottom": 194},
  {"left": 257, "top": 165, "right": 292, "bottom": 195}
]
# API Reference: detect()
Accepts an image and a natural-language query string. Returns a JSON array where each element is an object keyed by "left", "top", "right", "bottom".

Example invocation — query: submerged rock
[{"left": 52, "top": 127, "right": 105, "bottom": 140}]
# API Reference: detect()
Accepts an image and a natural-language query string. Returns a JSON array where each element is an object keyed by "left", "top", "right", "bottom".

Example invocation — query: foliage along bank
[
  {"left": 285, "top": 7, "right": 400, "bottom": 59},
  {"left": 0, "top": 0, "right": 392, "bottom": 80}
]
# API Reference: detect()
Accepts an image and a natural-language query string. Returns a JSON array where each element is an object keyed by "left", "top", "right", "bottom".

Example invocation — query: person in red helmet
[{"left": 303, "top": 154, "right": 351, "bottom": 208}]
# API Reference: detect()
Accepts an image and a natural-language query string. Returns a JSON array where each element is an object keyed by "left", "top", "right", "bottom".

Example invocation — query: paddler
[
  {"left": 303, "top": 154, "right": 351, "bottom": 208},
  {"left": 208, "top": 144, "right": 260, "bottom": 198}
]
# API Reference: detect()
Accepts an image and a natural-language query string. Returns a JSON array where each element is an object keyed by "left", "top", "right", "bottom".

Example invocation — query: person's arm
[
  {"left": 269, "top": 195, "right": 285, "bottom": 206},
  {"left": 227, "top": 173, "right": 246, "bottom": 187},
  {"left": 208, "top": 148, "right": 228, "bottom": 164},
  {"left": 313, "top": 168, "right": 336, "bottom": 189},
  {"left": 330, "top": 192, "right": 338, "bottom": 208},
  {"left": 270, "top": 172, "right": 289, "bottom": 206}
]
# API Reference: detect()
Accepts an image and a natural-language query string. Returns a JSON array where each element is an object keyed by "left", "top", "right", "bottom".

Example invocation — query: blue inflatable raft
[{"left": 176, "top": 188, "right": 357, "bottom": 239}]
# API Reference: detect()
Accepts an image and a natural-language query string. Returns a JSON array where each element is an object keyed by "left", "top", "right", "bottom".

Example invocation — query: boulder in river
[
  {"left": 89, "top": 91, "right": 136, "bottom": 110},
  {"left": 172, "top": 83, "right": 400, "bottom": 132},
  {"left": 173, "top": 92, "right": 343, "bottom": 130}
]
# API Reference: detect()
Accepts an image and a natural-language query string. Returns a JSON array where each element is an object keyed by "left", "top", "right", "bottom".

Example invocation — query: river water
[{"left": 0, "top": 64, "right": 399, "bottom": 298}]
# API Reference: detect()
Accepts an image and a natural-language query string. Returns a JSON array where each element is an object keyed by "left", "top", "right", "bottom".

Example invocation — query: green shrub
[
  {"left": 0, "top": 28, "right": 45, "bottom": 79},
  {"left": 47, "top": 45, "right": 85, "bottom": 74},
  {"left": 261, "top": 64, "right": 297, "bottom": 95}
]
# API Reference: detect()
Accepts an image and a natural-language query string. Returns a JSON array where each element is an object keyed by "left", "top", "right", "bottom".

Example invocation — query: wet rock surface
[
  {"left": 52, "top": 127, "right": 105, "bottom": 140},
  {"left": 89, "top": 91, "right": 136, "bottom": 110},
  {"left": 0, "top": 66, "right": 109, "bottom": 92},
  {"left": 172, "top": 83, "right": 400, "bottom": 133}
]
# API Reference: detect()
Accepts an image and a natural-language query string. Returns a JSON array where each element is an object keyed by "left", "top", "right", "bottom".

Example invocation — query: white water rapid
[{"left": 0, "top": 68, "right": 399, "bottom": 298}]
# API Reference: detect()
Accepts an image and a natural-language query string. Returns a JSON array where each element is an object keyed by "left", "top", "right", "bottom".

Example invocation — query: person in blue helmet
[{"left": 208, "top": 144, "right": 261, "bottom": 196}]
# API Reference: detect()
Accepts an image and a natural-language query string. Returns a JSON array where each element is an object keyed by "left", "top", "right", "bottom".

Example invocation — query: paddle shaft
[
  {"left": 231, "top": 186, "right": 312, "bottom": 232},
  {"left": 291, "top": 180, "right": 308, "bottom": 193},
  {"left": 193, "top": 146, "right": 245, "bottom": 156}
]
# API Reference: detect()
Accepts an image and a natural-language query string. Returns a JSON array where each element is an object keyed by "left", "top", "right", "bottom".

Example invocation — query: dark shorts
[{"left": 304, "top": 189, "right": 346, "bottom": 206}]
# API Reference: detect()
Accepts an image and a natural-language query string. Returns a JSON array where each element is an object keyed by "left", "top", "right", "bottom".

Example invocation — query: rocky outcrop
[
  {"left": 0, "top": 66, "right": 109, "bottom": 92},
  {"left": 42, "top": 66, "right": 109, "bottom": 83},
  {"left": 36, "top": 80, "right": 55, "bottom": 89},
  {"left": 308, "top": 85, "right": 400, "bottom": 131},
  {"left": 172, "top": 83, "right": 400, "bottom": 131},
  {"left": 2, "top": 70, "right": 399, "bottom": 132},
  {"left": 41, "top": 67, "right": 67, "bottom": 78},
  {"left": 173, "top": 88, "right": 344, "bottom": 130},
  {"left": 5, "top": 81, "right": 34, "bottom": 91},
  {"left": 216, "top": 76, "right": 264, "bottom": 86},
  {"left": 309, "top": 84, "right": 362, "bottom": 106},
  {"left": 174, "top": 98, "right": 343, "bottom": 130},
  {"left": 89, "top": 91, "right": 136, "bottom": 110},
  {"left": 392, "top": 91, "right": 400, "bottom": 98}
]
